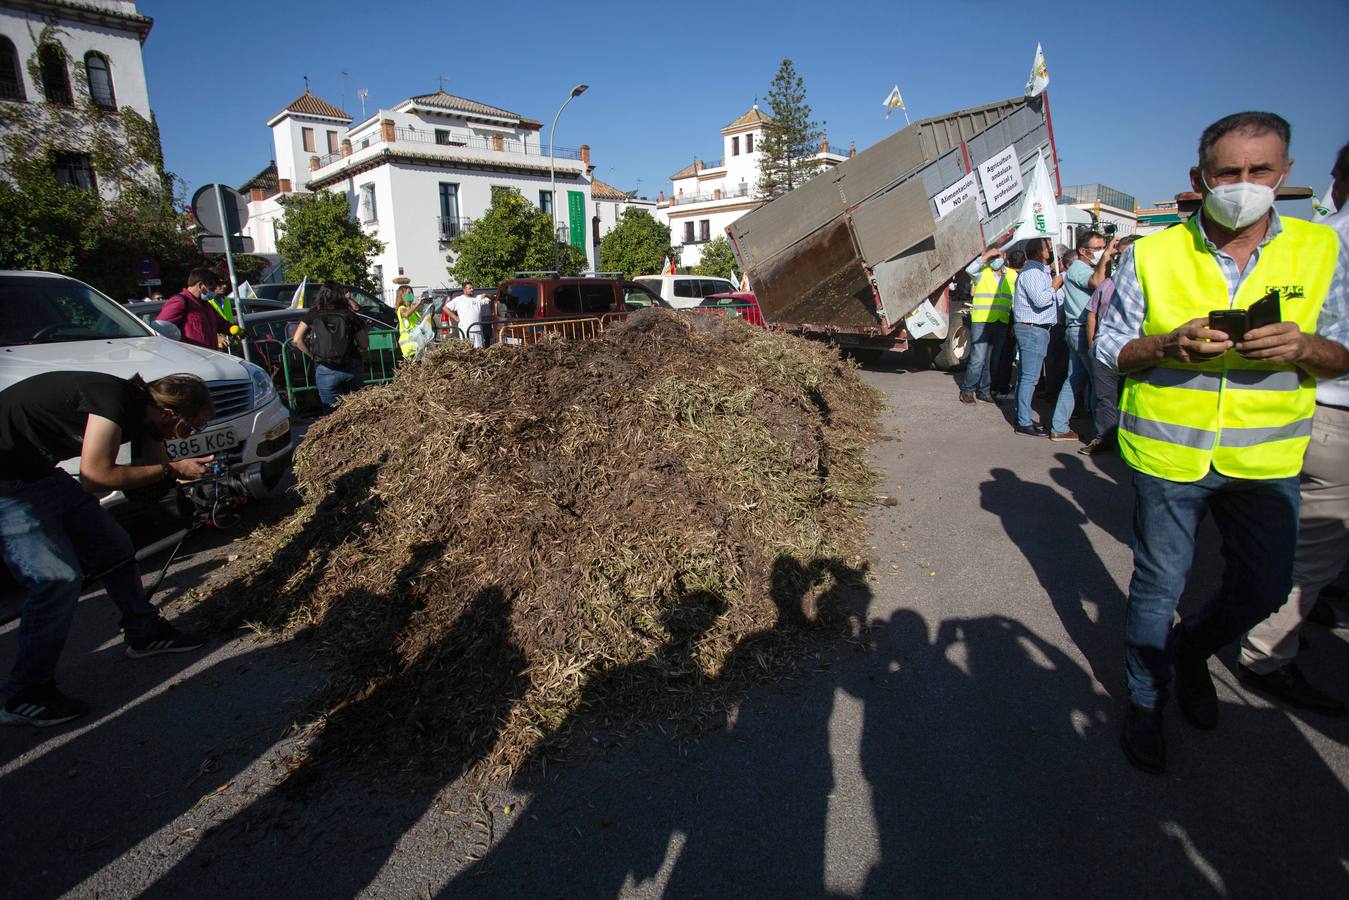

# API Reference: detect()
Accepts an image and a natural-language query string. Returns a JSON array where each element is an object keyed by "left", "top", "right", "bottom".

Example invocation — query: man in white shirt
[
  {"left": 1237, "top": 140, "right": 1349, "bottom": 716},
  {"left": 446, "top": 282, "right": 487, "bottom": 348}
]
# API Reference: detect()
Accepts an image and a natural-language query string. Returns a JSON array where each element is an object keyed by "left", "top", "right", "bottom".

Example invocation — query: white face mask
[
  {"left": 1088, "top": 250, "right": 1104, "bottom": 265},
  {"left": 1202, "top": 174, "right": 1281, "bottom": 230}
]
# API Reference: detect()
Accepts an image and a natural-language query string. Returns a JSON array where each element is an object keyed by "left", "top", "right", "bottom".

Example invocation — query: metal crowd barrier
[{"left": 279, "top": 327, "right": 401, "bottom": 409}]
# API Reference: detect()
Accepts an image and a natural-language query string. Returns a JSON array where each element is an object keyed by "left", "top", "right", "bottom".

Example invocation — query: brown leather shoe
[
  {"left": 1049, "top": 430, "right": 1079, "bottom": 442},
  {"left": 959, "top": 393, "right": 976, "bottom": 405}
]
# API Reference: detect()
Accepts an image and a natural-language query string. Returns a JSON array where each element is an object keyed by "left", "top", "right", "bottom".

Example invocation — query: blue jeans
[
  {"left": 0, "top": 472, "right": 160, "bottom": 696},
  {"left": 960, "top": 321, "right": 1007, "bottom": 397},
  {"left": 1050, "top": 324, "right": 1092, "bottom": 433},
  {"left": 1124, "top": 468, "right": 1300, "bottom": 708},
  {"left": 315, "top": 359, "right": 365, "bottom": 409},
  {"left": 1013, "top": 323, "right": 1051, "bottom": 427}
]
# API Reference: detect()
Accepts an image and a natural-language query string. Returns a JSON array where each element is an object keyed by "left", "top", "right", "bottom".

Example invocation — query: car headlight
[{"left": 241, "top": 360, "right": 277, "bottom": 409}]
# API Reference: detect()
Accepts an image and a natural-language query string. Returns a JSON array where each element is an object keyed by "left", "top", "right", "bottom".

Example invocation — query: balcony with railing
[
  {"left": 438, "top": 216, "right": 473, "bottom": 242},
  {"left": 668, "top": 183, "right": 754, "bottom": 206}
]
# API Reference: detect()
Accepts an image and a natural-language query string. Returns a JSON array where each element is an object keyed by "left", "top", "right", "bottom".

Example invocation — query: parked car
[
  {"left": 699, "top": 291, "right": 765, "bottom": 326},
  {"left": 495, "top": 277, "right": 667, "bottom": 320},
  {"left": 250, "top": 282, "right": 398, "bottom": 328},
  {"left": 0, "top": 271, "right": 295, "bottom": 517},
  {"left": 632, "top": 274, "right": 738, "bottom": 310}
]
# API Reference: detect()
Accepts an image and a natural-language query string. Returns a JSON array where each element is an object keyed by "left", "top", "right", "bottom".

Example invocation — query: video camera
[{"left": 133, "top": 450, "right": 248, "bottom": 530}]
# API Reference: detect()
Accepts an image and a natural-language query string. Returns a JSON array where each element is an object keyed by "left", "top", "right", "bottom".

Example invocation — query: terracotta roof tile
[
  {"left": 408, "top": 90, "right": 539, "bottom": 125},
  {"left": 238, "top": 161, "right": 278, "bottom": 195},
  {"left": 670, "top": 160, "right": 705, "bottom": 180},
  {"left": 722, "top": 105, "right": 771, "bottom": 132},
  {"left": 278, "top": 91, "right": 351, "bottom": 121},
  {"left": 589, "top": 177, "right": 630, "bottom": 201}
]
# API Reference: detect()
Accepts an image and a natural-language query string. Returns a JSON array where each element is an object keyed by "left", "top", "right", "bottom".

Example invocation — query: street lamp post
[{"left": 550, "top": 83, "right": 588, "bottom": 274}]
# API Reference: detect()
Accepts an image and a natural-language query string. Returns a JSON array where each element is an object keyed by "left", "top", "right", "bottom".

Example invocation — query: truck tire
[{"left": 931, "top": 317, "right": 970, "bottom": 371}]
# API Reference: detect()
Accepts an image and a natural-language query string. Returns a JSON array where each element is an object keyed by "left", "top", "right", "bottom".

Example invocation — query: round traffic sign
[
  {"left": 135, "top": 256, "right": 160, "bottom": 278},
  {"left": 191, "top": 184, "right": 250, "bottom": 236}
]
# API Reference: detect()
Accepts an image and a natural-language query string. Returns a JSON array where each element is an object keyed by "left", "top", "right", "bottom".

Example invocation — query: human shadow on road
[
  {"left": 0, "top": 463, "right": 387, "bottom": 898},
  {"left": 442, "top": 554, "right": 870, "bottom": 898}
]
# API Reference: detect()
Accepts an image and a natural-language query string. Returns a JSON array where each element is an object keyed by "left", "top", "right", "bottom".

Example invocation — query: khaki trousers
[{"left": 1240, "top": 403, "right": 1349, "bottom": 673}]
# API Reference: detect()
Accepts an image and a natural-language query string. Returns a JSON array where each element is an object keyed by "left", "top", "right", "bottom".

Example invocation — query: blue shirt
[
  {"left": 1095, "top": 212, "right": 1349, "bottom": 392},
  {"left": 1011, "top": 260, "right": 1060, "bottom": 326},
  {"left": 1063, "top": 260, "right": 1094, "bottom": 326}
]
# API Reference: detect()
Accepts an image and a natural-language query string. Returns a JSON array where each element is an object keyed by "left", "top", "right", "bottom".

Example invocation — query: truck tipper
[{"left": 726, "top": 94, "right": 1062, "bottom": 367}]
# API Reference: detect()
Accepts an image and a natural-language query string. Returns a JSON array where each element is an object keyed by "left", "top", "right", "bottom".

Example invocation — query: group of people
[
  {"left": 394, "top": 283, "right": 494, "bottom": 355},
  {"left": 960, "top": 230, "right": 1138, "bottom": 455}
]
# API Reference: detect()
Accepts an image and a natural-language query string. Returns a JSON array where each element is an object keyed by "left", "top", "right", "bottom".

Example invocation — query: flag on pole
[
  {"left": 667, "top": 257, "right": 677, "bottom": 275},
  {"left": 236, "top": 280, "right": 258, "bottom": 300},
  {"left": 740, "top": 272, "right": 749, "bottom": 291},
  {"left": 882, "top": 85, "right": 904, "bottom": 118},
  {"left": 288, "top": 276, "right": 308, "bottom": 309},
  {"left": 1024, "top": 43, "right": 1050, "bottom": 98},
  {"left": 1010, "top": 150, "right": 1061, "bottom": 245},
  {"left": 1312, "top": 179, "right": 1336, "bottom": 221}
]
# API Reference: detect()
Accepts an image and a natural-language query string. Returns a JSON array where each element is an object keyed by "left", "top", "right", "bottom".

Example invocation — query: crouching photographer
[{"left": 0, "top": 371, "right": 216, "bottom": 727}]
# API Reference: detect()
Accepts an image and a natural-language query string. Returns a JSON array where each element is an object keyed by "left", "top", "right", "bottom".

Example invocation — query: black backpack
[{"left": 310, "top": 312, "right": 352, "bottom": 366}]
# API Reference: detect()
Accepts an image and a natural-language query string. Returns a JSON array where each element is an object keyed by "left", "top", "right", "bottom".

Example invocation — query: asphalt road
[{"left": 2, "top": 365, "right": 1346, "bottom": 898}]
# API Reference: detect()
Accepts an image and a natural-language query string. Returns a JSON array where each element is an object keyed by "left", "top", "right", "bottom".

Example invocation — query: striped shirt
[
  {"left": 1094, "top": 211, "right": 1349, "bottom": 405},
  {"left": 1011, "top": 260, "right": 1061, "bottom": 326}
]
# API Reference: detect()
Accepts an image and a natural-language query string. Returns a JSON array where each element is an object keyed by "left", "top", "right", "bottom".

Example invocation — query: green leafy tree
[
  {"left": 448, "top": 187, "right": 584, "bottom": 286},
  {"left": 756, "top": 59, "right": 825, "bottom": 200},
  {"left": 598, "top": 208, "right": 675, "bottom": 278},
  {"left": 694, "top": 235, "right": 738, "bottom": 281},
  {"left": 275, "top": 191, "right": 385, "bottom": 292}
]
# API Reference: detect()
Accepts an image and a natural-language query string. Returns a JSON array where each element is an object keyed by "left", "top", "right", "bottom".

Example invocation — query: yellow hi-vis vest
[
  {"left": 398, "top": 309, "right": 422, "bottom": 356},
  {"left": 969, "top": 267, "right": 1014, "bottom": 324},
  {"left": 1120, "top": 215, "right": 1338, "bottom": 482}
]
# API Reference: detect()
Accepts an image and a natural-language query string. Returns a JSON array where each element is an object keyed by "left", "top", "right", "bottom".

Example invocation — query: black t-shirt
[
  {"left": 301, "top": 308, "right": 365, "bottom": 366},
  {"left": 0, "top": 372, "right": 149, "bottom": 481}
]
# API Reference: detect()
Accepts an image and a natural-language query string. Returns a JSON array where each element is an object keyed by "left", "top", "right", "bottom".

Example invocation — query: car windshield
[{"left": 0, "top": 276, "right": 149, "bottom": 346}]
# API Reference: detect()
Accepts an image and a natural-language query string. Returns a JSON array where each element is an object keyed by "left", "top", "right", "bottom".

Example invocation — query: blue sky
[{"left": 141, "top": 0, "right": 1348, "bottom": 215}]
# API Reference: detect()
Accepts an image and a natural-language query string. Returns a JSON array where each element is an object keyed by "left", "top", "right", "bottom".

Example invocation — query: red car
[{"left": 698, "top": 291, "right": 764, "bottom": 327}]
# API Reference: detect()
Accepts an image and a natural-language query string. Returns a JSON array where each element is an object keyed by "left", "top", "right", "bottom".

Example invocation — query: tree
[
  {"left": 598, "top": 208, "right": 675, "bottom": 279},
  {"left": 756, "top": 59, "right": 825, "bottom": 201},
  {"left": 448, "top": 187, "right": 584, "bottom": 286},
  {"left": 275, "top": 191, "right": 384, "bottom": 293},
  {"left": 694, "top": 236, "right": 738, "bottom": 281}
]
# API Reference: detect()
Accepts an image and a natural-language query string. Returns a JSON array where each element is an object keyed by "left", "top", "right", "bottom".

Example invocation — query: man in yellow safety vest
[
  {"left": 1095, "top": 111, "right": 1349, "bottom": 775},
  {"left": 959, "top": 246, "right": 1016, "bottom": 404}
]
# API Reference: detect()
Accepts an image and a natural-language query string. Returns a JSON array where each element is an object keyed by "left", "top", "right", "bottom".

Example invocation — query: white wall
[{"left": 722, "top": 127, "right": 762, "bottom": 193}]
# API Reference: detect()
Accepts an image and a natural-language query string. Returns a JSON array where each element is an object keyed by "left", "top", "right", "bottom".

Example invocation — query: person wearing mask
[
  {"left": 959, "top": 247, "right": 1015, "bottom": 404},
  {"left": 293, "top": 284, "right": 371, "bottom": 411},
  {"left": 1010, "top": 237, "right": 1066, "bottom": 436},
  {"left": 1049, "top": 234, "right": 1107, "bottom": 441},
  {"left": 1081, "top": 235, "right": 1140, "bottom": 454},
  {"left": 447, "top": 282, "right": 487, "bottom": 349},
  {"left": 0, "top": 372, "right": 214, "bottom": 725},
  {"left": 395, "top": 286, "right": 422, "bottom": 358},
  {"left": 1234, "top": 140, "right": 1349, "bottom": 716},
  {"left": 1095, "top": 112, "right": 1349, "bottom": 774},
  {"left": 156, "top": 269, "right": 232, "bottom": 351}
]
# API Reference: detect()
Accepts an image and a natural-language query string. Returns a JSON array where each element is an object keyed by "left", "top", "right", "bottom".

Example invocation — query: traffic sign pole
[{"left": 212, "top": 182, "right": 251, "bottom": 362}]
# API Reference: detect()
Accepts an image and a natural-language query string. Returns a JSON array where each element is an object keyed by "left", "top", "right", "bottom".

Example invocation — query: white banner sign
[
  {"left": 905, "top": 299, "right": 945, "bottom": 339},
  {"left": 935, "top": 172, "right": 978, "bottom": 218},
  {"left": 977, "top": 145, "right": 1024, "bottom": 212}
]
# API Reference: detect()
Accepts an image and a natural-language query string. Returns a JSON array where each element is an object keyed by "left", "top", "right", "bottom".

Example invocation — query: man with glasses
[
  {"left": 0, "top": 372, "right": 215, "bottom": 727},
  {"left": 1095, "top": 112, "right": 1349, "bottom": 774}
]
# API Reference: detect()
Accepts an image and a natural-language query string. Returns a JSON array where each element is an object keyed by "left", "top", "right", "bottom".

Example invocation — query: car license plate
[{"left": 165, "top": 427, "right": 239, "bottom": 460}]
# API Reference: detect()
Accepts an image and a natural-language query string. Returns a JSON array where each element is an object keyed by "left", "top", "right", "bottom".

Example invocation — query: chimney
[
  {"left": 250, "top": 187, "right": 265, "bottom": 201},
  {"left": 580, "top": 144, "right": 590, "bottom": 165},
  {"left": 278, "top": 178, "right": 293, "bottom": 193},
  {"left": 658, "top": 190, "right": 665, "bottom": 203},
  {"left": 380, "top": 118, "right": 396, "bottom": 142},
  {"left": 714, "top": 188, "right": 722, "bottom": 200},
  {"left": 341, "top": 138, "right": 352, "bottom": 157},
  {"left": 820, "top": 132, "right": 829, "bottom": 154},
  {"left": 849, "top": 141, "right": 856, "bottom": 159},
  {"left": 308, "top": 155, "right": 320, "bottom": 172},
  {"left": 491, "top": 133, "right": 503, "bottom": 152}
]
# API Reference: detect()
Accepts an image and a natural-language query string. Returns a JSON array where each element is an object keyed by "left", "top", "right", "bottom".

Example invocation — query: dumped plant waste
[{"left": 188, "top": 310, "right": 884, "bottom": 780}]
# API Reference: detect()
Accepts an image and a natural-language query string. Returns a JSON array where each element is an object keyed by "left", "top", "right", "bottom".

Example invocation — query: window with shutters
[
  {"left": 683, "top": 221, "right": 694, "bottom": 243},
  {"left": 302, "top": 127, "right": 315, "bottom": 152},
  {"left": 84, "top": 52, "right": 115, "bottom": 108},
  {"left": 327, "top": 130, "right": 339, "bottom": 153}
]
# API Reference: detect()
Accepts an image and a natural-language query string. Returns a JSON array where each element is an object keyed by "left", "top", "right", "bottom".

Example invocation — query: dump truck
[{"left": 726, "top": 94, "right": 1063, "bottom": 368}]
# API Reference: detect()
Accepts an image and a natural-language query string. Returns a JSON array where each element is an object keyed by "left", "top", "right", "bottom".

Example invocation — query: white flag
[
  {"left": 1010, "top": 151, "right": 1061, "bottom": 245},
  {"left": 288, "top": 276, "right": 308, "bottom": 309},
  {"left": 1312, "top": 179, "right": 1336, "bottom": 221},
  {"left": 236, "top": 280, "right": 258, "bottom": 300},
  {"left": 1024, "top": 43, "right": 1050, "bottom": 97},
  {"left": 882, "top": 85, "right": 904, "bottom": 118}
]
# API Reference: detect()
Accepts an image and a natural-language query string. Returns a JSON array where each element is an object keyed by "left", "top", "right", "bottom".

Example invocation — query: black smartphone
[
  {"left": 1246, "top": 290, "right": 1282, "bottom": 331},
  {"left": 1208, "top": 309, "right": 1248, "bottom": 343}
]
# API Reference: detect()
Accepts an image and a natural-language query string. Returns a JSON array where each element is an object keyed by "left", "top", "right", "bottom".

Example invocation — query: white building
[
  {"left": 1059, "top": 182, "right": 1139, "bottom": 238},
  {"left": 656, "top": 105, "right": 848, "bottom": 268},
  {"left": 244, "top": 88, "right": 596, "bottom": 297},
  {"left": 0, "top": 0, "right": 158, "bottom": 201}
]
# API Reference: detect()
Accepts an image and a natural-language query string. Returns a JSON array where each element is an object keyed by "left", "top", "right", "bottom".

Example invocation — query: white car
[
  {"left": 632, "top": 274, "right": 738, "bottom": 310},
  {"left": 0, "top": 271, "right": 293, "bottom": 511}
]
